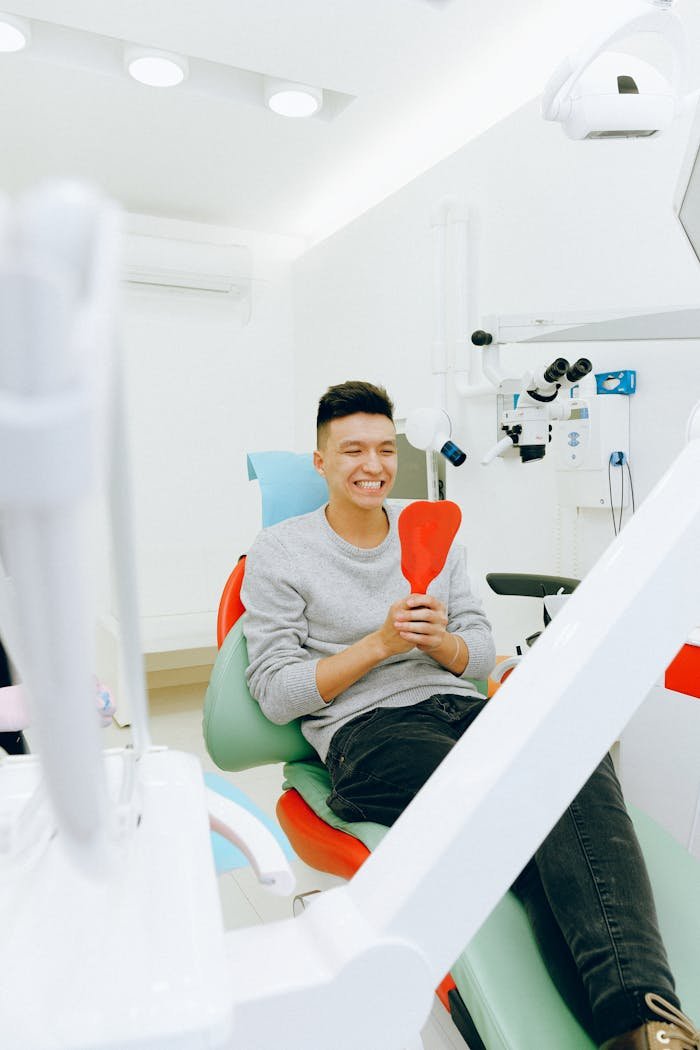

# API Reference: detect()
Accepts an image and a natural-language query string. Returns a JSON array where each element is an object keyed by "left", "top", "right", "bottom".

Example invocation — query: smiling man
[
  {"left": 242, "top": 379, "right": 494, "bottom": 781},
  {"left": 241, "top": 379, "right": 698, "bottom": 1050}
]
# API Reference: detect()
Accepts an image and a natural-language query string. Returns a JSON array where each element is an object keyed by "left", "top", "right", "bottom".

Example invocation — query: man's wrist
[
  {"left": 433, "top": 632, "right": 465, "bottom": 674},
  {"left": 366, "top": 630, "right": 392, "bottom": 664},
  {"left": 448, "top": 633, "right": 462, "bottom": 671}
]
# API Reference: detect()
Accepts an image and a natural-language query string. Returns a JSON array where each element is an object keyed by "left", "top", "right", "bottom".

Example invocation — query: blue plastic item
[
  {"left": 205, "top": 771, "right": 295, "bottom": 875},
  {"left": 595, "top": 370, "right": 636, "bottom": 395},
  {"left": 247, "top": 451, "right": 328, "bottom": 527}
]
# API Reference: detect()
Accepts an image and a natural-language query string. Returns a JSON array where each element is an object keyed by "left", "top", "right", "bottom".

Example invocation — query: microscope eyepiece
[
  {"left": 566, "top": 358, "right": 593, "bottom": 383},
  {"left": 542, "top": 358, "right": 570, "bottom": 384}
]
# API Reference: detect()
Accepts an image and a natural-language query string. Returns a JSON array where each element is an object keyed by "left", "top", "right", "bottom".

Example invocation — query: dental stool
[{"left": 203, "top": 454, "right": 700, "bottom": 1050}]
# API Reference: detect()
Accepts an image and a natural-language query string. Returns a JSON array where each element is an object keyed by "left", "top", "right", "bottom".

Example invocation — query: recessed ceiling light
[
  {"left": 0, "top": 13, "right": 30, "bottom": 52},
  {"left": 264, "top": 78, "right": 323, "bottom": 118},
  {"left": 0, "top": 14, "right": 352, "bottom": 118},
  {"left": 125, "top": 46, "right": 188, "bottom": 88}
]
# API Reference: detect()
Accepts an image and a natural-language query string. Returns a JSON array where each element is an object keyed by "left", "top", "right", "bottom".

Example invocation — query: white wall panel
[{"left": 118, "top": 256, "right": 297, "bottom": 632}]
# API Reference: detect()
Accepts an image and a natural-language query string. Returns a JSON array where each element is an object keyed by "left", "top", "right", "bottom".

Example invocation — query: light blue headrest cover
[{"left": 247, "top": 451, "right": 328, "bottom": 527}]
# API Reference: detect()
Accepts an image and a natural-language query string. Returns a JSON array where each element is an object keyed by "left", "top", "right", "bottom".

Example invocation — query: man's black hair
[{"left": 316, "top": 380, "right": 394, "bottom": 443}]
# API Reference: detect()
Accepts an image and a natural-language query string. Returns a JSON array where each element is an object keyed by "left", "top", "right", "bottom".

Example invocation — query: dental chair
[{"left": 203, "top": 453, "right": 700, "bottom": 1050}]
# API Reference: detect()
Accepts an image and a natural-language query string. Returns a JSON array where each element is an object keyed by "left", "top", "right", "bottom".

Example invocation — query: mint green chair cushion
[
  {"left": 203, "top": 617, "right": 315, "bottom": 771},
  {"left": 283, "top": 760, "right": 388, "bottom": 850}
]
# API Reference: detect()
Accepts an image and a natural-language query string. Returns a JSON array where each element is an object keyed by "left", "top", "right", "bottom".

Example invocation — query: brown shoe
[{"left": 600, "top": 994, "right": 700, "bottom": 1049}]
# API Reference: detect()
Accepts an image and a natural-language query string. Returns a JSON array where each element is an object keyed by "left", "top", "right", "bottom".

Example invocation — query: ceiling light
[
  {"left": 0, "top": 13, "right": 30, "bottom": 52},
  {"left": 264, "top": 78, "right": 323, "bottom": 118},
  {"left": 125, "top": 46, "right": 188, "bottom": 88}
]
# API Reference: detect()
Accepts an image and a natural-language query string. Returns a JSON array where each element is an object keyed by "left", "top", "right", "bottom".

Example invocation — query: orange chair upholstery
[{"left": 216, "top": 556, "right": 247, "bottom": 649}]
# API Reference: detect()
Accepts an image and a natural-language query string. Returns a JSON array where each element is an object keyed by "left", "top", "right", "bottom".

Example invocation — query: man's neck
[{"left": 325, "top": 502, "right": 389, "bottom": 548}]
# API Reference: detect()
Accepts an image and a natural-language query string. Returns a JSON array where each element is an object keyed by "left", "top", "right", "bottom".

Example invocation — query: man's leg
[
  {"left": 328, "top": 704, "right": 689, "bottom": 1046},
  {"left": 325, "top": 694, "right": 486, "bottom": 826},
  {"left": 526, "top": 753, "right": 679, "bottom": 1044},
  {"left": 511, "top": 859, "right": 597, "bottom": 1037}
]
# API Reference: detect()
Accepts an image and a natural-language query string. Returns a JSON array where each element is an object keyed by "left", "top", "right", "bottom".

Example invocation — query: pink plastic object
[
  {"left": 0, "top": 685, "right": 30, "bottom": 732},
  {"left": 398, "top": 500, "right": 462, "bottom": 594}
]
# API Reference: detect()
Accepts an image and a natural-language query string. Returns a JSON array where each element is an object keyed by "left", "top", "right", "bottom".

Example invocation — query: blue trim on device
[{"left": 205, "top": 771, "right": 295, "bottom": 875}]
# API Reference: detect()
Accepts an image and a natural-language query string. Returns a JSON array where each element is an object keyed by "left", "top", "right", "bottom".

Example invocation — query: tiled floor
[{"left": 100, "top": 680, "right": 469, "bottom": 1050}]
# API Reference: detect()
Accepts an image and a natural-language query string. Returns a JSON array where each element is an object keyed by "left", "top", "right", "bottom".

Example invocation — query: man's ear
[{"left": 313, "top": 449, "right": 325, "bottom": 476}]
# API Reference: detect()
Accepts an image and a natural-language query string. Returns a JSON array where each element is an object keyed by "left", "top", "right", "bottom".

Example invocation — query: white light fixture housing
[
  {"left": 0, "top": 12, "right": 30, "bottom": 52},
  {"left": 125, "top": 46, "right": 188, "bottom": 88},
  {"left": 264, "top": 78, "right": 323, "bottom": 118},
  {"left": 542, "top": 0, "right": 689, "bottom": 139}
]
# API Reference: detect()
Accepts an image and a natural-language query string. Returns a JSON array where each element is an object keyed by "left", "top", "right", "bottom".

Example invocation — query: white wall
[
  {"left": 113, "top": 216, "right": 303, "bottom": 650},
  {"left": 293, "top": 97, "right": 700, "bottom": 621},
  {"left": 292, "top": 98, "right": 700, "bottom": 848}
]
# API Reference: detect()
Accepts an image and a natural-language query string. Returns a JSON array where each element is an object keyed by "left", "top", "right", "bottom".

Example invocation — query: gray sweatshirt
[{"left": 242, "top": 502, "right": 496, "bottom": 762}]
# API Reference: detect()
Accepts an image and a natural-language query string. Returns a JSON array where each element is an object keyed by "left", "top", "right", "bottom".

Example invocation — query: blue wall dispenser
[{"left": 595, "top": 370, "right": 636, "bottom": 396}]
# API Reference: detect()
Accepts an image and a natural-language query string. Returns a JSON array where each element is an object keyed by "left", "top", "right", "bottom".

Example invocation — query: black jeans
[
  {"left": 325, "top": 695, "right": 679, "bottom": 1045},
  {"left": 0, "top": 637, "right": 27, "bottom": 756}
]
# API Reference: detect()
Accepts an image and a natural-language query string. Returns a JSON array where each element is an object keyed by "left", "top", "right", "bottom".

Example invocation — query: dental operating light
[
  {"left": 405, "top": 406, "right": 467, "bottom": 466},
  {"left": 542, "top": 0, "right": 689, "bottom": 139}
]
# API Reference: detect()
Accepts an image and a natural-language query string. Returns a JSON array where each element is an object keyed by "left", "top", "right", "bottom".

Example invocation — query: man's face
[{"left": 314, "top": 412, "right": 398, "bottom": 512}]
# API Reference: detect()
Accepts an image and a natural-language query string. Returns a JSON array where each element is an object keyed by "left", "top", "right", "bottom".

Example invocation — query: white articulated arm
[
  {"left": 223, "top": 415, "right": 700, "bottom": 1049},
  {"left": 224, "top": 885, "right": 434, "bottom": 1050},
  {"left": 0, "top": 183, "right": 151, "bottom": 881},
  {"left": 0, "top": 186, "right": 117, "bottom": 876},
  {"left": 348, "top": 429, "right": 700, "bottom": 976}
]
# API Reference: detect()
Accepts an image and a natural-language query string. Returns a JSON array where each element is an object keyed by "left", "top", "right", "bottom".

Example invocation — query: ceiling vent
[{"left": 123, "top": 233, "right": 252, "bottom": 317}]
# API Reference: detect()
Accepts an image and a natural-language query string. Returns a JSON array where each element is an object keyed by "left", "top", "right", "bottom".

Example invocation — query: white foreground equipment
[{"left": 0, "top": 185, "right": 699, "bottom": 1050}]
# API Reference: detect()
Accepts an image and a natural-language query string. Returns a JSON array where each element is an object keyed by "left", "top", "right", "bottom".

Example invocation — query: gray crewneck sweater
[{"left": 242, "top": 502, "right": 496, "bottom": 762}]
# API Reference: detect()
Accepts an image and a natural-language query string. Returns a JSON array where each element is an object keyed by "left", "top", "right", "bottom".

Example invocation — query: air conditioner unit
[{"left": 123, "top": 233, "right": 252, "bottom": 304}]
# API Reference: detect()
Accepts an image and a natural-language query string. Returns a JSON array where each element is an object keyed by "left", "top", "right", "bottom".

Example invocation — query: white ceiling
[{"left": 1, "top": 1, "right": 698, "bottom": 245}]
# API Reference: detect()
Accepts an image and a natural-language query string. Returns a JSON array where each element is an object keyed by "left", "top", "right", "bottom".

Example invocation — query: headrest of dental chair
[{"left": 247, "top": 451, "right": 328, "bottom": 527}]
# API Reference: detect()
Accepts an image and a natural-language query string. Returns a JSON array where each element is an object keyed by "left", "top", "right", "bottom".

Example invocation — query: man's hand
[
  {"left": 393, "top": 594, "right": 468, "bottom": 675},
  {"left": 376, "top": 597, "right": 422, "bottom": 657},
  {"left": 393, "top": 594, "right": 448, "bottom": 653},
  {"left": 317, "top": 594, "right": 467, "bottom": 703}
]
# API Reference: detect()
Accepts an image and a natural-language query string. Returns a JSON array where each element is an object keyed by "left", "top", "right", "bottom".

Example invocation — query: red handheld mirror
[{"left": 398, "top": 500, "right": 462, "bottom": 594}]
